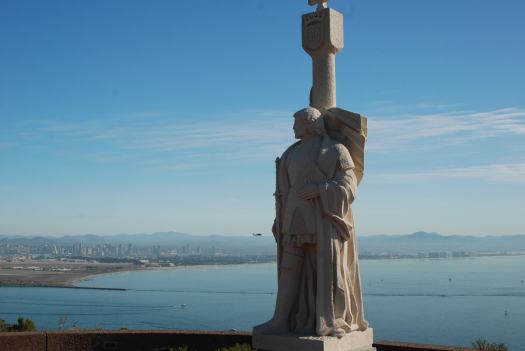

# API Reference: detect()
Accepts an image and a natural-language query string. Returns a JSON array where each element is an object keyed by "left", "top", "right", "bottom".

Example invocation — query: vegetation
[
  {"left": 169, "top": 347, "right": 189, "bottom": 351},
  {"left": 169, "top": 344, "right": 252, "bottom": 351},
  {"left": 57, "top": 314, "right": 68, "bottom": 330},
  {"left": 0, "top": 317, "right": 37, "bottom": 332},
  {"left": 473, "top": 338, "right": 508, "bottom": 351},
  {"left": 216, "top": 343, "right": 252, "bottom": 351}
]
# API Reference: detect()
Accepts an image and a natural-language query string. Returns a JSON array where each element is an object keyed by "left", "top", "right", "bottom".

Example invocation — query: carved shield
[
  {"left": 302, "top": 12, "right": 325, "bottom": 51},
  {"left": 305, "top": 22, "right": 323, "bottom": 50}
]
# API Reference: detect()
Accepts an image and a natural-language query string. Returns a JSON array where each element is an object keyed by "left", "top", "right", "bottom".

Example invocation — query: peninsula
[{"left": 0, "top": 258, "right": 139, "bottom": 288}]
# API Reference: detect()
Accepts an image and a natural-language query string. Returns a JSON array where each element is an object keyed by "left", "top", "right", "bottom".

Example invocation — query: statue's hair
[{"left": 293, "top": 107, "right": 326, "bottom": 136}]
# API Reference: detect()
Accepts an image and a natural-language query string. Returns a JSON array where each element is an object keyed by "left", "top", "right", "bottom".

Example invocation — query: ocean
[{"left": 1, "top": 255, "right": 524, "bottom": 349}]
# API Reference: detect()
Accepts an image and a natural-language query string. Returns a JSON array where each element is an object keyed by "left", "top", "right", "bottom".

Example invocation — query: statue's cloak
[{"left": 274, "top": 108, "right": 368, "bottom": 335}]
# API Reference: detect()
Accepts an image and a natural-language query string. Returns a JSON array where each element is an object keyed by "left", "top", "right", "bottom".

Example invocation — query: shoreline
[
  {"left": 2, "top": 254, "right": 523, "bottom": 289},
  {"left": 0, "top": 261, "right": 278, "bottom": 289},
  {"left": 71, "top": 262, "right": 279, "bottom": 286},
  {"left": 0, "top": 259, "right": 142, "bottom": 289}
]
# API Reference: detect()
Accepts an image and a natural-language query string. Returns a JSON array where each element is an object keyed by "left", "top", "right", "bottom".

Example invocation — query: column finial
[{"left": 308, "top": 0, "right": 328, "bottom": 12}]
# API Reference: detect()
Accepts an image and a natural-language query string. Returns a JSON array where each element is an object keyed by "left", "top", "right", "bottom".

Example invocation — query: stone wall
[
  {"left": 374, "top": 341, "right": 477, "bottom": 351},
  {"left": 0, "top": 330, "right": 477, "bottom": 351}
]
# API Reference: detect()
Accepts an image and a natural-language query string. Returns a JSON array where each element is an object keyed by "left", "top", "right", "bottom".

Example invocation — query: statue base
[{"left": 252, "top": 328, "right": 375, "bottom": 351}]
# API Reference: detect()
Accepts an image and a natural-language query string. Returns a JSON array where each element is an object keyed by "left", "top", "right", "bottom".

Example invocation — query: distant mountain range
[
  {"left": 356, "top": 231, "right": 525, "bottom": 254},
  {"left": 1, "top": 231, "right": 525, "bottom": 255}
]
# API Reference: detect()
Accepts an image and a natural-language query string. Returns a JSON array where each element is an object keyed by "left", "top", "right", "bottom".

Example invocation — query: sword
[{"left": 274, "top": 156, "right": 283, "bottom": 279}]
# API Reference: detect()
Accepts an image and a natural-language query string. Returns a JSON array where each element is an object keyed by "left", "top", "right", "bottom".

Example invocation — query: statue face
[{"left": 293, "top": 118, "right": 308, "bottom": 139}]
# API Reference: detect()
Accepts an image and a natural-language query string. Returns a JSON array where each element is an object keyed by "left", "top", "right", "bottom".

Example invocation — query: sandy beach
[{"left": 0, "top": 259, "right": 141, "bottom": 288}]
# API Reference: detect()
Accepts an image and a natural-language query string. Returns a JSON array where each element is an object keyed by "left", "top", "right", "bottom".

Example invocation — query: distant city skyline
[{"left": 1, "top": 0, "right": 524, "bottom": 236}]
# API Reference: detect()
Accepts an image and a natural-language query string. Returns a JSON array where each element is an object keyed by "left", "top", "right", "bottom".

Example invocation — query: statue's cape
[{"left": 323, "top": 108, "right": 367, "bottom": 185}]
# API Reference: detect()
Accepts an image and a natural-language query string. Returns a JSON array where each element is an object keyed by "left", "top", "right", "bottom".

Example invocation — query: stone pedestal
[{"left": 253, "top": 328, "right": 375, "bottom": 351}]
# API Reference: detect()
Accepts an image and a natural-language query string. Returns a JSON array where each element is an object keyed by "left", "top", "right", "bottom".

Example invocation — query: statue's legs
[{"left": 253, "top": 245, "right": 303, "bottom": 335}]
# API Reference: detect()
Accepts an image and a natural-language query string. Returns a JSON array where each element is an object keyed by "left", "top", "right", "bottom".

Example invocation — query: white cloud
[
  {"left": 0, "top": 142, "right": 14, "bottom": 150},
  {"left": 17, "top": 106, "right": 525, "bottom": 171},
  {"left": 37, "top": 110, "right": 296, "bottom": 162},
  {"left": 367, "top": 107, "right": 525, "bottom": 151},
  {"left": 379, "top": 162, "right": 525, "bottom": 183}
]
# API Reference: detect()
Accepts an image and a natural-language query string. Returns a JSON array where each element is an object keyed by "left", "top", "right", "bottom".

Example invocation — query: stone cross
[{"left": 302, "top": 3, "right": 343, "bottom": 112}]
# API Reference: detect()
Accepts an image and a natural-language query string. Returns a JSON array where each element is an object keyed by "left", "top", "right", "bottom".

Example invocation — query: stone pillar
[{"left": 302, "top": 8, "right": 344, "bottom": 112}]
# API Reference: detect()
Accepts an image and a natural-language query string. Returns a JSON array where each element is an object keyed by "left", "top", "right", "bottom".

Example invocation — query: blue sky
[{"left": 1, "top": 0, "right": 524, "bottom": 236}]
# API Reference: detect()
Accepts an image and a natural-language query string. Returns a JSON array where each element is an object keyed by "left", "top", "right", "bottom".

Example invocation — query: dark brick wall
[
  {"left": 46, "top": 330, "right": 251, "bottom": 351},
  {"left": 374, "top": 341, "right": 476, "bottom": 351},
  {"left": 0, "top": 331, "right": 46, "bottom": 351},
  {"left": 0, "top": 330, "right": 477, "bottom": 351}
]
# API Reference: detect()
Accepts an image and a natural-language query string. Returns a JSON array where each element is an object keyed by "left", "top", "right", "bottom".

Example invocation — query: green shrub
[
  {"left": 169, "top": 347, "right": 189, "bottom": 351},
  {"left": 168, "top": 343, "right": 252, "bottom": 351},
  {"left": 0, "top": 317, "right": 37, "bottom": 332},
  {"left": 216, "top": 343, "right": 252, "bottom": 351},
  {"left": 472, "top": 338, "right": 508, "bottom": 351},
  {"left": 57, "top": 314, "right": 68, "bottom": 330},
  {"left": 15, "top": 317, "right": 36, "bottom": 332}
]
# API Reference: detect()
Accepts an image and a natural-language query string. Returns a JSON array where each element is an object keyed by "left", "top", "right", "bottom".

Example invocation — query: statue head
[{"left": 293, "top": 107, "right": 325, "bottom": 140}]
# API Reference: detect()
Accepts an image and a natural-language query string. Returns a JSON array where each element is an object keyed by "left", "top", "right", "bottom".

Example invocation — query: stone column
[{"left": 302, "top": 8, "right": 344, "bottom": 112}]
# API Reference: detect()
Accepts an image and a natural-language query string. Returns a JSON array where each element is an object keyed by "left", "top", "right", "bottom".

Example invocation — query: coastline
[
  {"left": 3, "top": 254, "right": 521, "bottom": 289},
  {"left": 71, "top": 262, "right": 278, "bottom": 286},
  {"left": 0, "top": 260, "right": 142, "bottom": 289},
  {"left": 0, "top": 261, "right": 277, "bottom": 289}
]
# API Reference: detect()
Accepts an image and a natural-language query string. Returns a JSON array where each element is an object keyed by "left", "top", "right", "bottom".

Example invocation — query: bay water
[{"left": 1, "top": 256, "right": 524, "bottom": 349}]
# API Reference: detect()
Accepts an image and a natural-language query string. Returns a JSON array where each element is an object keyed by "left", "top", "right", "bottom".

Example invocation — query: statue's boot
[{"left": 253, "top": 251, "right": 302, "bottom": 335}]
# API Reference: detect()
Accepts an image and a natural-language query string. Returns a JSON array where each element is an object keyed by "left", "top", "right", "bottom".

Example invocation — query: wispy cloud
[
  {"left": 36, "top": 109, "right": 296, "bottom": 162},
  {"left": 14, "top": 106, "right": 525, "bottom": 171},
  {"left": 379, "top": 162, "right": 525, "bottom": 183},
  {"left": 365, "top": 100, "right": 467, "bottom": 115},
  {"left": 0, "top": 142, "right": 14, "bottom": 151},
  {"left": 368, "top": 107, "right": 525, "bottom": 151}
]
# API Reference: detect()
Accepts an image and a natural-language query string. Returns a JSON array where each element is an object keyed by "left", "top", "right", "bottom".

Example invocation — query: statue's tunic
[
  {"left": 277, "top": 134, "right": 368, "bottom": 335},
  {"left": 282, "top": 137, "right": 322, "bottom": 246}
]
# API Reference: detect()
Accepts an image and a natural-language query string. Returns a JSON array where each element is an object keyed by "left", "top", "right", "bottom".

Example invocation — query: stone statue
[
  {"left": 252, "top": 2, "right": 375, "bottom": 350},
  {"left": 254, "top": 106, "right": 368, "bottom": 338}
]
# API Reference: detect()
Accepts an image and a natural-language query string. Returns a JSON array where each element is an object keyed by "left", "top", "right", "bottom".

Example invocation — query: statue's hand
[
  {"left": 272, "top": 220, "right": 277, "bottom": 242},
  {"left": 298, "top": 184, "right": 320, "bottom": 200}
]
